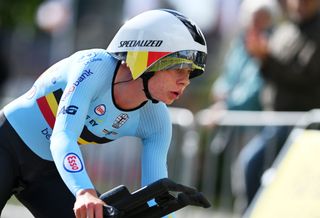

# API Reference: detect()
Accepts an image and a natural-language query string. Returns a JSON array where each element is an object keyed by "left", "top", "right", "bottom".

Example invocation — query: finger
[
  {"left": 94, "top": 204, "right": 103, "bottom": 218},
  {"left": 74, "top": 207, "right": 80, "bottom": 218},
  {"left": 74, "top": 206, "right": 86, "bottom": 218},
  {"left": 87, "top": 203, "right": 94, "bottom": 218},
  {"left": 80, "top": 206, "right": 87, "bottom": 218}
]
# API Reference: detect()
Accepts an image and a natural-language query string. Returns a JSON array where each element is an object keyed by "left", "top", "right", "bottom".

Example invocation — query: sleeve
[
  {"left": 139, "top": 105, "right": 174, "bottom": 218},
  {"left": 261, "top": 23, "right": 320, "bottom": 89},
  {"left": 50, "top": 54, "right": 108, "bottom": 195},
  {"left": 141, "top": 131, "right": 171, "bottom": 186},
  {"left": 139, "top": 105, "right": 172, "bottom": 187}
]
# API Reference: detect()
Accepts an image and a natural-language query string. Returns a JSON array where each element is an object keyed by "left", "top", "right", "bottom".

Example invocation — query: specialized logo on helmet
[
  {"left": 119, "top": 40, "right": 163, "bottom": 48},
  {"left": 112, "top": 113, "right": 129, "bottom": 129},
  {"left": 162, "top": 9, "right": 206, "bottom": 46},
  {"left": 63, "top": 153, "right": 83, "bottom": 173}
]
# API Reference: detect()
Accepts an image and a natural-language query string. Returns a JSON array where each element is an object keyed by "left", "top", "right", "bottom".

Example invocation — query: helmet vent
[{"left": 162, "top": 9, "right": 206, "bottom": 46}]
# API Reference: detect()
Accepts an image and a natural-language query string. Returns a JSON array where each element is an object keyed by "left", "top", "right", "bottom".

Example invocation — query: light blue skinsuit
[{"left": 3, "top": 48, "right": 172, "bottom": 196}]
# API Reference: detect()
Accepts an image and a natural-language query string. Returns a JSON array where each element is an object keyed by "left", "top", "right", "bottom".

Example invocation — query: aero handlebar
[{"left": 100, "top": 178, "right": 211, "bottom": 218}]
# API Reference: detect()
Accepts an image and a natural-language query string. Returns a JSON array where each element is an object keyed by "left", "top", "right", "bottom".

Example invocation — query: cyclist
[{"left": 0, "top": 9, "right": 207, "bottom": 218}]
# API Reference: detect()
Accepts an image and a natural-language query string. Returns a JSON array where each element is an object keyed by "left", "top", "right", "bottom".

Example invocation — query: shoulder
[
  {"left": 141, "top": 102, "right": 170, "bottom": 119},
  {"left": 66, "top": 49, "right": 120, "bottom": 79},
  {"left": 70, "top": 49, "right": 117, "bottom": 66},
  {"left": 136, "top": 102, "right": 172, "bottom": 142},
  {"left": 139, "top": 102, "right": 171, "bottom": 131}
]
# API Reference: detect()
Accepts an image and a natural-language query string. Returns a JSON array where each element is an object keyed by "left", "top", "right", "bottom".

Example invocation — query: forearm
[{"left": 50, "top": 131, "right": 94, "bottom": 195}]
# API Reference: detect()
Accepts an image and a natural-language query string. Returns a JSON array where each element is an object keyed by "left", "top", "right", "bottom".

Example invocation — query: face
[
  {"left": 252, "top": 9, "right": 273, "bottom": 32},
  {"left": 148, "top": 68, "right": 191, "bottom": 105}
]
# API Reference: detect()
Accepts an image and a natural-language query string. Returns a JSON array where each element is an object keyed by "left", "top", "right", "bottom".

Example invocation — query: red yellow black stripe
[
  {"left": 36, "top": 89, "right": 63, "bottom": 128},
  {"left": 36, "top": 89, "right": 113, "bottom": 145}
]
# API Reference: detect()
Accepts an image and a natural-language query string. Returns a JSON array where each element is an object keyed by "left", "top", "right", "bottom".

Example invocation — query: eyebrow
[{"left": 176, "top": 69, "right": 192, "bottom": 74}]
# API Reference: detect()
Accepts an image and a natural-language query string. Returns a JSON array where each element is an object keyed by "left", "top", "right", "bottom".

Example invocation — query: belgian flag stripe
[
  {"left": 78, "top": 126, "right": 113, "bottom": 145},
  {"left": 37, "top": 96, "right": 56, "bottom": 128},
  {"left": 53, "top": 89, "right": 63, "bottom": 105},
  {"left": 36, "top": 89, "right": 63, "bottom": 128},
  {"left": 147, "top": 51, "right": 171, "bottom": 66},
  {"left": 46, "top": 92, "right": 59, "bottom": 117},
  {"left": 37, "top": 89, "right": 113, "bottom": 145}
]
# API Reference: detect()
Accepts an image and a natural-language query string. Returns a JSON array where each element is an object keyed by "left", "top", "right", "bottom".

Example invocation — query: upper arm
[
  {"left": 139, "top": 105, "right": 172, "bottom": 186},
  {"left": 52, "top": 54, "right": 108, "bottom": 139}
]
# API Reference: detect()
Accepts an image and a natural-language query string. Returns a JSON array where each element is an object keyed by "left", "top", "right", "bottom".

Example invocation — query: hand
[
  {"left": 74, "top": 189, "right": 106, "bottom": 218},
  {"left": 245, "top": 28, "right": 269, "bottom": 61}
]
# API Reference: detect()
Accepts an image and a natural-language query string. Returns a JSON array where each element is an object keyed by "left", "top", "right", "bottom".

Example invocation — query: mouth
[{"left": 170, "top": 91, "right": 181, "bottom": 99}]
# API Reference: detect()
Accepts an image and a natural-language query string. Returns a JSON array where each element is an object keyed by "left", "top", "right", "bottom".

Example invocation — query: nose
[
  {"left": 177, "top": 76, "right": 190, "bottom": 87},
  {"left": 177, "top": 72, "right": 190, "bottom": 87}
]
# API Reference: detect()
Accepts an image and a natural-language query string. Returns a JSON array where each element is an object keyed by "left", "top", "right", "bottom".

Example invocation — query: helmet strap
[{"left": 141, "top": 72, "right": 159, "bottom": 104}]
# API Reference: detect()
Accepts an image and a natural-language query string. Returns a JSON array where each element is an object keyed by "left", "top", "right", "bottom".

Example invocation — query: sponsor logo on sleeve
[
  {"left": 73, "top": 69, "right": 93, "bottom": 86},
  {"left": 58, "top": 105, "right": 79, "bottom": 115},
  {"left": 63, "top": 153, "right": 83, "bottom": 172},
  {"left": 61, "top": 69, "right": 93, "bottom": 101}
]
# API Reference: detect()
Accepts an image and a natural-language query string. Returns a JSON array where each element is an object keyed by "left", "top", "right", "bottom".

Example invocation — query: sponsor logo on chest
[
  {"left": 41, "top": 127, "right": 52, "bottom": 140},
  {"left": 112, "top": 113, "right": 129, "bottom": 129},
  {"left": 94, "top": 104, "right": 106, "bottom": 116}
]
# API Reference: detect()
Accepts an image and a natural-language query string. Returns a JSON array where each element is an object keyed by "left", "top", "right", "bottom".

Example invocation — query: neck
[{"left": 113, "top": 64, "right": 147, "bottom": 110}]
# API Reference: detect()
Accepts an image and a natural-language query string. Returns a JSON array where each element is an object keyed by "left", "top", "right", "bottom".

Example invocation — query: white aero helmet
[{"left": 106, "top": 9, "right": 207, "bottom": 80}]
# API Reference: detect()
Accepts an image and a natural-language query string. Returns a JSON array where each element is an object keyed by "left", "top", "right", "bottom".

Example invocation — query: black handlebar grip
[{"left": 102, "top": 205, "right": 121, "bottom": 218}]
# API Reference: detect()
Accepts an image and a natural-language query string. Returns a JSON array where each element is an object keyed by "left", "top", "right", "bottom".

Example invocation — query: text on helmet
[{"left": 118, "top": 40, "right": 163, "bottom": 48}]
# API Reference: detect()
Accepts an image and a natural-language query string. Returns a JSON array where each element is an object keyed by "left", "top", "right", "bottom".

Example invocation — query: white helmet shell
[{"left": 106, "top": 9, "right": 207, "bottom": 79}]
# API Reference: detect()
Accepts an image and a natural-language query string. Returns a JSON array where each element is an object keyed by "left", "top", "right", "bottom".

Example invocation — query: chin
[
  {"left": 157, "top": 96, "right": 174, "bottom": 105},
  {"left": 164, "top": 100, "right": 174, "bottom": 105}
]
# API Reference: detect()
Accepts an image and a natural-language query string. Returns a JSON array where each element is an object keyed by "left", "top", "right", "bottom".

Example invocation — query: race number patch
[{"left": 63, "top": 153, "right": 83, "bottom": 172}]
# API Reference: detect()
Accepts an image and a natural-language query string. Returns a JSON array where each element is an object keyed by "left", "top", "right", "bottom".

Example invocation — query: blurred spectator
[
  {"left": 207, "top": 0, "right": 281, "bottom": 212},
  {"left": 211, "top": 0, "right": 280, "bottom": 113},
  {"left": 239, "top": 0, "right": 320, "bottom": 207}
]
